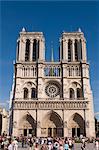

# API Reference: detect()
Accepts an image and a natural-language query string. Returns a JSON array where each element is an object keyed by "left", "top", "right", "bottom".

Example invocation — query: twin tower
[
  {"left": 17, "top": 27, "right": 86, "bottom": 63},
  {"left": 9, "top": 28, "right": 95, "bottom": 138}
]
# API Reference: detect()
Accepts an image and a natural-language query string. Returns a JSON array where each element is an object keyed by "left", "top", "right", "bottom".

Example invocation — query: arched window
[
  {"left": 68, "top": 39, "right": 72, "bottom": 62},
  {"left": 79, "top": 39, "right": 82, "bottom": 60},
  {"left": 77, "top": 88, "right": 82, "bottom": 99},
  {"left": 24, "top": 88, "right": 28, "bottom": 99},
  {"left": 31, "top": 88, "right": 37, "bottom": 99},
  {"left": 25, "top": 39, "right": 30, "bottom": 61},
  {"left": 75, "top": 40, "right": 78, "bottom": 61},
  {"left": 32, "top": 39, "right": 39, "bottom": 61},
  {"left": 70, "top": 88, "right": 75, "bottom": 99}
]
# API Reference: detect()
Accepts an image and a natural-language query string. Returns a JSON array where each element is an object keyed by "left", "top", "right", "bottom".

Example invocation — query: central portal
[{"left": 42, "top": 111, "right": 63, "bottom": 137}]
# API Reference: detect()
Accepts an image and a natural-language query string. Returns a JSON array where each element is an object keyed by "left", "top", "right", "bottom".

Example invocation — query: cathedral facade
[{"left": 9, "top": 28, "right": 95, "bottom": 138}]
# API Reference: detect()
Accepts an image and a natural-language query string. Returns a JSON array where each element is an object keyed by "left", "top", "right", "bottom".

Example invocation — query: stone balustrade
[{"left": 16, "top": 63, "right": 82, "bottom": 78}]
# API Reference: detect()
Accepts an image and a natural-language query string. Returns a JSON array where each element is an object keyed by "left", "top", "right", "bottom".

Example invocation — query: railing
[
  {"left": 14, "top": 100, "right": 88, "bottom": 110},
  {"left": 16, "top": 63, "right": 81, "bottom": 78},
  {"left": 17, "top": 65, "right": 37, "bottom": 77},
  {"left": 44, "top": 64, "right": 61, "bottom": 77}
]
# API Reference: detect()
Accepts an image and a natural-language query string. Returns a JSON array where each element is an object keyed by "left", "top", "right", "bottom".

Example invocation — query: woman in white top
[{"left": 8, "top": 141, "right": 13, "bottom": 150}]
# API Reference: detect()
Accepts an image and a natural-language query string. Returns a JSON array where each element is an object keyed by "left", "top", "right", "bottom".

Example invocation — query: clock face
[{"left": 45, "top": 83, "right": 60, "bottom": 98}]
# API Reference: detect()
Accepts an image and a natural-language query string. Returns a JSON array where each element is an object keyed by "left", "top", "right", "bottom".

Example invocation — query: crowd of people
[{"left": 0, "top": 134, "right": 99, "bottom": 150}]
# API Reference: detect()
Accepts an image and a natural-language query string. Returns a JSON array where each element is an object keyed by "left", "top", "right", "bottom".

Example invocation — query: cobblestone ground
[{"left": 18, "top": 143, "right": 98, "bottom": 150}]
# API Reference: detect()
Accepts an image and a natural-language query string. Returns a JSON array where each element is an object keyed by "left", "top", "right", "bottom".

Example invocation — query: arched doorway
[
  {"left": 0, "top": 114, "right": 2, "bottom": 135},
  {"left": 68, "top": 113, "right": 84, "bottom": 137},
  {"left": 42, "top": 111, "right": 63, "bottom": 137},
  {"left": 19, "top": 114, "right": 36, "bottom": 136}
]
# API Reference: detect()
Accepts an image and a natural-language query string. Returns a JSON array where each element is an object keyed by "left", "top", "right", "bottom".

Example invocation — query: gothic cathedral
[{"left": 9, "top": 28, "right": 95, "bottom": 138}]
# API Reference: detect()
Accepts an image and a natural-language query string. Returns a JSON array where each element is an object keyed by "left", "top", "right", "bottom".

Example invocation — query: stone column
[
  {"left": 75, "top": 89, "right": 77, "bottom": 99},
  {"left": 64, "top": 121, "right": 68, "bottom": 137},
  {"left": 30, "top": 40, "right": 33, "bottom": 61},
  {"left": 63, "top": 39, "right": 68, "bottom": 61},
  {"left": 66, "top": 39, "right": 68, "bottom": 62},
  {"left": 82, "top": 39, "right": 87, "bottom": 62},
  {"left": 39, "top": 38, "right": 45, "bottom": 61},
  {"left": 72, "top": 39, "right": 75, "bottom": 61},
  {"left": 18, "top": 38, "right": 22, "bottom": 61},
  {"left": 21, "top": 39, "right": 26, "bottom": 61},
  {"left": 77, "top": 39, "right": 80, "bottom": 61},
  {"left": 59, "top": 39, "right": 62, "bottom": 61},
  {"left": 63, "top": 39, "right": 66, "bottom": 60}
]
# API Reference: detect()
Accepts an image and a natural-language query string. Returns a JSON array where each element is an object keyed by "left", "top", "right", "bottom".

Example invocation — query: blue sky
[{"left": 0, "top": 1, "right": 99, "bottom": 118}]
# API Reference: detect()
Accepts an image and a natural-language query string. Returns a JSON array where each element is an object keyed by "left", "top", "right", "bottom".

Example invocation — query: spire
[
  {"left": 78, "top": 28, "right": 81, "bottom": 32},
  {"left": 22, "top": 27, "right": 26, "bottom": 32},
  {"left": 51, "top": 41, "right": 54, "bottom": 62}
]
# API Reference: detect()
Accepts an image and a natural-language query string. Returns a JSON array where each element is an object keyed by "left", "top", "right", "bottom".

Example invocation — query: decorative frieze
[{"left": 14, "top": 100, "right": 88, "bottom": 110}]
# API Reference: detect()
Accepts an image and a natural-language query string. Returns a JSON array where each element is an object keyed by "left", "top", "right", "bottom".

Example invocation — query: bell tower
[
  {"left": 16, "top": 27, "right": 45, "bottom": 62},
  {"left": 59, "top": 29, "right": 87, "bottom": 62}
]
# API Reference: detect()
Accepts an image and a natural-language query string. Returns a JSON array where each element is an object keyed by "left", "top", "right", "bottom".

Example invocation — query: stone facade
[
  {"left": 0, "top": 107, "right": 8, "bottom": 135},
  {"left": 9, "top": 28, "right": 95, "bottom": 138}
]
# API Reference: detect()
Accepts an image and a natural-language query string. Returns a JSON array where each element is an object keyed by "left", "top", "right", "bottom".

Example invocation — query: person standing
[
  {"left": 28, "top": 138, "right": 33, "bottom": 150},
  {"left": 8, "top": 140, "right": 13, "bottom": 150},
  {"left": 64, "top": 141, "right": 69, "bottom": 150},
  {"left": 95, "top": 140, "right": 99, "bottom": 150},
  {"left": 13, "top": 138, "right": 18, "bottom": 150}
]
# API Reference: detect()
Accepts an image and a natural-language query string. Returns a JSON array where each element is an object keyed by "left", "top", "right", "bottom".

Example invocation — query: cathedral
[{"left": 9, "top": 28, "right": 95, "bottom": 138}]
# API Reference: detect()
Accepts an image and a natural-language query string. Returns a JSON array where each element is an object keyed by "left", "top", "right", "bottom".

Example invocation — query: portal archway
[
  {"left": 42, "top": 111, "right": 63, "bottom": 137},
  {"left": 19, "top": 114, "right": 36, "bottom": 136},
  {"left": 68, "top": 113, "right": 84, "bottom": 137}
]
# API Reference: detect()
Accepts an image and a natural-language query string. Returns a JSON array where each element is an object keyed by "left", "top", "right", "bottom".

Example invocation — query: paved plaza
[{"left": 18, "top": 143, "right": 98, "bottom": 150}]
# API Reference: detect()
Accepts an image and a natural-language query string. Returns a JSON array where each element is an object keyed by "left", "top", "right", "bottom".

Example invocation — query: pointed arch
[
  {"left": 19, "top": 113, "right": 36, "bottom": 136},
  {"left": 32, "top": 39, "right": 39, "bottom": 61},
  {"left": 25, "top": 39, "right": 30, "bottom": 61},
  {"left": 68, "top": 113, "right": 85, "bottom": 137},
  {"left": 31, "top": 88, "right": 37, "bottom": 99},
  {"left": 41, "top": 111, "right": 63, "bottom": 137},
  {"left": 69, "top": 88, "right": 75, "bottom": 99},
  {"left": 23, "top": 88, "right": 28, "bottom": 99},
  {"left": 68, "top": 39, "right": 72, "bottom": 62},
  {"left": 75, "top": 39, "right": 78, "bottom": 61},
  {"left": 77, "top": 88, "right": 82, "bottom": 99}
]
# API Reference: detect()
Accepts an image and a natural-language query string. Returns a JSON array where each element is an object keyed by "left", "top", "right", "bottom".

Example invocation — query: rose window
[{"left": 45, "top": 83, "right": 60, "bottom": 97}]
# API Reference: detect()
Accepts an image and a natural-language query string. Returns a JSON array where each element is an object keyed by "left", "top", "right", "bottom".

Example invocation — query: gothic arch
[
  {"left": 42, "top": 110, "right": 63, "bottom": 128},
  {"left": 31, "top": 88, "right": 37, "bottom": 99},
  {"left": 68, "top": 113, "right": 84, "bottom": 136},
  {"left": 23, "top": 88, "right": 28, "bottom": 99},
  {"left": 68, "top": 81, "right": 81, "bottom": 89},
  {"left": 25, "top": 39, "right": 30, "bottom": 61},
  {"left": 19, "top": 113, "right": 36, "bottom": 129},
  {"left": 41, "top": 110, "right": 63, "bottom": 137},
  {"left": 69, "top": 88, "right": 75, "bottom": 99},
  {"left": 74, "top": 39, "right": 78, "bottom": 61},
  {"left": 68, "top": 39, "right": 72, "bottom": 62},
  {"left": 77, "top": 88, "right": 82, "bottom": 99}
]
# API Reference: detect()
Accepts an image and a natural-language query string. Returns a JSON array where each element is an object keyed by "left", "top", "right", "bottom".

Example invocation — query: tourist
[
  {"left": 28, "top": 138, "right": 33, "bottom": 150},
  {"left": 81, "top": 142, "right": 86, "bottom": 150},
  {"left": 68, "top": 139, "right": 73, "bottom": 150},
  {"left": 53, "top": 140, "right": 60, "bottom": 150},
  {"left": 13, "top": 138, "right": 18, "bottom": 150},
  {"left": 34, "top": 143, "right": 39, "bottom": 150},
  {"left": 48, "top": 141, "right": 53, "bottom": 150},
  {"left": 64, "top": 141, "right": 69, "bottom": 150},
  {"left": 22, "top": 136, "right": 25, "bottom": 148},
  {"left": 95, "top": 140, "right": 99, "bottom": 150},
  {"left": 8, "top": 140, "right": 13, "bottom": 150}
]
